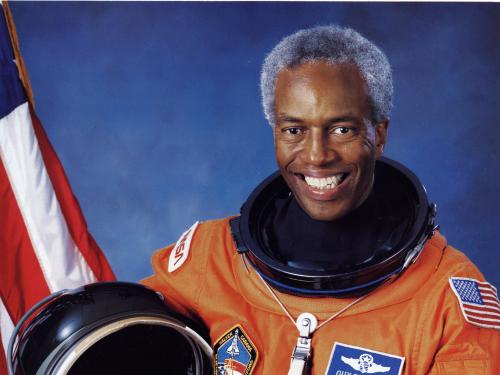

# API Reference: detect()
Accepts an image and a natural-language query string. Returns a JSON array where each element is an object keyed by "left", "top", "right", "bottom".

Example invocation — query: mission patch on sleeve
[
  {"left": 213, "top": 325, "right": 258, "bottom": 375},
  {"left": 325, "top": 342, "right": 404, "bottom": 375}
]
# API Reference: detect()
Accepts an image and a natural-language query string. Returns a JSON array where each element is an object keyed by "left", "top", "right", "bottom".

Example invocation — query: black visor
[
  {"left": 10, "top": 282, "right": 213, "bottom": 375},
  {"left": 233, "top": 157, "right": 436, "bottom": 297}
]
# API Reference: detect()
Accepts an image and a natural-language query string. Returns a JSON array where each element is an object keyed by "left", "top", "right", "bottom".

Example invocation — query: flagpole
[{"left": 1, "top": 0, "right": 34, "bottom": 107}]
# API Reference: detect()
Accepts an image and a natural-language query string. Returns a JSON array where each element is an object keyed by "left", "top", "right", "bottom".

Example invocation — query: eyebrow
[
  {"left": 276, "top": 113, "right": 361, "bottom": 125},
  {"left": 276, "top": 115, "right": 303, "bottom": 124},
  {"left": 327, "top": 116, "right": 360, "bottom": 124}
]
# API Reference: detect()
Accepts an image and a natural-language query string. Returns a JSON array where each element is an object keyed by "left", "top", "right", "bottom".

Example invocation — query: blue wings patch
[{"left": 326, "top": 342, "right": 404, "bottom": 374}]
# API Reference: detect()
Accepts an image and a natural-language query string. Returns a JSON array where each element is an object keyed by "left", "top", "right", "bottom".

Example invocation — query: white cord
[
  {"left": 317, "top": 293, "right": 369, "bottom": 330},
  {"left": 256, "top": 272, "right": 368, "bottom": 332},
  {"left": 256, "top": 273, "right": 296, "bottom": 325},
  {"left": 255, "top": 273, "right": 372, "bottom": 375}
]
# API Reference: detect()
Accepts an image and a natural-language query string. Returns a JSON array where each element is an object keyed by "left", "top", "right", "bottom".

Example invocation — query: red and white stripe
[
  {"left": 0, "top": 102, "right": 115, "bottom": 368},
  {"left": 0, "top": 4, "right": 115, "bottom": 373},
  {"left": 224, "top": 358, "right": 246, "bottom": 374},
  {"left": 0, "top": 299, "right": 14, "bottom": 373}
]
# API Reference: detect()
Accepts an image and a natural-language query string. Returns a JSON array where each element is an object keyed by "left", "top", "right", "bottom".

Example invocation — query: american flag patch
[{"left": 449, "top": 277, "right": 500, "bottom": 330}]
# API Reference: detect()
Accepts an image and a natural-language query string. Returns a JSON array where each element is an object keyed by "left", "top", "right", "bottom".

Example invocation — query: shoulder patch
[
  {"left": 213, "top": 325, "right": 258, "bottom": 375},
  {"left": 325, "top": 342, "right": 404, "bottom": 375},
  {"left": 449, "top": 277, "right": 500, "bottom": 330},
  {"left": 168, "top": 221, "right": 199, "bottom": 272}
]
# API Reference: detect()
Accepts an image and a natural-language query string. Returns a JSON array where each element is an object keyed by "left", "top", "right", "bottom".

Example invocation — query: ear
[{"left": 374, "top": 119, "right": 389, "bottom": 158}]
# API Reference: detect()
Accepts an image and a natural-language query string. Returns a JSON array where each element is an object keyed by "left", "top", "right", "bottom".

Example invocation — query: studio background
[{"left": 9, "top": 2, "right": 500, "bottom": 288}]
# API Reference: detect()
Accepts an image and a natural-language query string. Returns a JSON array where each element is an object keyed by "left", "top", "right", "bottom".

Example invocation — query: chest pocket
[{"left": 434, "top": 359, "right": 490, "bottom": 374}]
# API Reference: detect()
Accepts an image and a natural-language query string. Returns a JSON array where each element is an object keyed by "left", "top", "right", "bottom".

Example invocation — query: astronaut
[{"left": 143, "top": 25, "right": 500, "bottom": 374}]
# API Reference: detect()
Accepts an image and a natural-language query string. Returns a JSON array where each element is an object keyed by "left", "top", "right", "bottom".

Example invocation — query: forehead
[{"left": 274, "top": 62, "right": 370, "bottom": 121}]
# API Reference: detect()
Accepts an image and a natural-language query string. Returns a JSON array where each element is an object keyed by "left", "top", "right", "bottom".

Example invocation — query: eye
[
  {"left": 283, "top": 127, "right": 304, "bottom": 136},
  {"left": 333, "top": 126, "right": 351, "bottom": 135}
]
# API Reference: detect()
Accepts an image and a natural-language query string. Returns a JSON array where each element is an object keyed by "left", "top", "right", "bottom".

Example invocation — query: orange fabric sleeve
[
  {"left": 140, "top": 219, "right": 225, "bottom": 327},
  {"left": 426, "top": 304, "right": 499, "bottom": 374},
  {"left": 141, "top": 247, "right": 202, "bottom": 321},
  {"left": 141, "top": 223, "right": 208, "bottom": 323},
  {"left": 422, "top": 250, "right": 500, "bottom": 374}
]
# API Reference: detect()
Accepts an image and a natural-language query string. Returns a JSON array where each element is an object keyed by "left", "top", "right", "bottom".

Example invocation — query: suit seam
[{"left": 194, "top": 223, "right": 209, "bottom": 310}]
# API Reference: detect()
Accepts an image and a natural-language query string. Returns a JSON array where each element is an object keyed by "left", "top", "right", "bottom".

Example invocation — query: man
[{"left": 143, "top": 25, "right": 499, "bottom": 375}]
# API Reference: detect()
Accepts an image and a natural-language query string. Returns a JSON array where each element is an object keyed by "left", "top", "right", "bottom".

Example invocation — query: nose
[{"left": 302, "top": 130, "right": 336, "bottom": 166}]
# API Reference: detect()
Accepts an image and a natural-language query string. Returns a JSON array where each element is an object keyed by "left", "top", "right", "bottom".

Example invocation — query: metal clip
[{"left": 287, "top": 313, "right": 318, "bottom": 375}]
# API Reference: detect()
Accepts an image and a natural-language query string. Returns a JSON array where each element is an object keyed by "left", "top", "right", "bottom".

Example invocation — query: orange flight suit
[{"left": 142, "top": 217, "right": 500, "bottom": 374}]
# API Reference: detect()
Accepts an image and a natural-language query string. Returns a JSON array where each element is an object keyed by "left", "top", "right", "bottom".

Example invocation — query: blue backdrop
[{"left": 9, "top": 2, "right": 500, "bottom": 288}]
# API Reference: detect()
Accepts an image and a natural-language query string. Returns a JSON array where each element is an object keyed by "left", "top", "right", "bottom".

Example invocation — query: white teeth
[{"left": 304, "top": 174, "right": 344, "bottom": 189}]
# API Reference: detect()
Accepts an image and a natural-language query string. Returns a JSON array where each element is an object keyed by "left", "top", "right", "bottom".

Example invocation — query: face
[{"left": 274, "top": 62, "right": 388, "bottom": 221}]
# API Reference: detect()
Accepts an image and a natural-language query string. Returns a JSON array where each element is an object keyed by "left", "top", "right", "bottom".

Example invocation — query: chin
[
  {"left": 307, "top": 212, "right": 345, "bottom": 222},
  {"left": 301, "top": 202, "right": 348, "bottom": 222}
]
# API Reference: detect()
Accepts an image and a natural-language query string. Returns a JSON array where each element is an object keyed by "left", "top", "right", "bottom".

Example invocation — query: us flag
[
  {"left": 0, "top": 2, "right": 115, "bottom": 373},
  {"left": 449, "top": 277, "right": 500, "bottom": 330}
]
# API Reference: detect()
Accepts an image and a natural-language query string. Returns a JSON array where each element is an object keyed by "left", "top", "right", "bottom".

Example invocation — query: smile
[{"left": 303, "top": 174, "right": 347, "bottom": 190}]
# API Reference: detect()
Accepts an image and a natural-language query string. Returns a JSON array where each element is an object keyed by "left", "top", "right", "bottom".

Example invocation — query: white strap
[
  {"left": 288, "top": 357, "right": 307, "bottom": 375},
  {"left": 287, "top": 313, "right": 317, "bottom": 375}
]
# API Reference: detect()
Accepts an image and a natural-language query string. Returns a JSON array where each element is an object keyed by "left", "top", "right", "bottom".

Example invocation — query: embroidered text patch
[
  {"left": 325, "top": 342, "right": 404, "bottom": 374},
  {"left": 168, "top": 221, "right": 199, "bottom": 272}
]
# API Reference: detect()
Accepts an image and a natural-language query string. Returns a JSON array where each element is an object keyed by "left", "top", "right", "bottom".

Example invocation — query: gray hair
[{"left": 260, "top": 25, "right": 393, "bottom": 127}]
